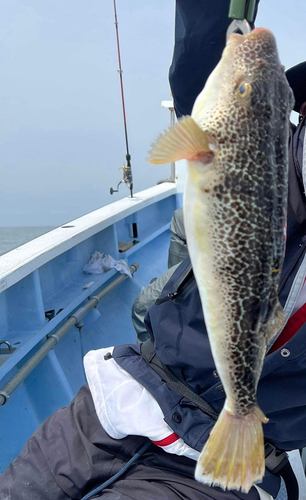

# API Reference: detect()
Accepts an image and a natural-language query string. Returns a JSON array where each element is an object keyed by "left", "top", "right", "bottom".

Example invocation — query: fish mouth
[
  {"left": 227, "top": 27, "right": 279, "bottom": 68},
  {"left": 247, "top": 27, "right": 277, "bottom": 45},
  {"left": 228, "top": 27, "right": 276, "bottom": 46},
  {"left": 252, "top": 27, "right": 274, "bottom": 36}
]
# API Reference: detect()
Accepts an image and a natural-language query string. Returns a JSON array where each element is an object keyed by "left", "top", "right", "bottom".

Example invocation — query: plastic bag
[{"left": 84, "top": 251, "right": 132, "bottom": 278}]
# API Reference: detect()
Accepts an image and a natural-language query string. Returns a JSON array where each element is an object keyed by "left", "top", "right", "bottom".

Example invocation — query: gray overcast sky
[{"left": 0, "top": 1, "right": 305, "bottom": 226}]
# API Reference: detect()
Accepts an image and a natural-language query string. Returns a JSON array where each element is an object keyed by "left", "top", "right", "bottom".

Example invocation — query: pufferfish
[{"left": 148, "top": 28, "right": 294, "bottom": 492}]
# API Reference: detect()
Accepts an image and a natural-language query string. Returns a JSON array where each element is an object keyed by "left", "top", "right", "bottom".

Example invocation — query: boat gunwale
[{"left": 0, "top": 183, "right": 177, "bottom": 292}]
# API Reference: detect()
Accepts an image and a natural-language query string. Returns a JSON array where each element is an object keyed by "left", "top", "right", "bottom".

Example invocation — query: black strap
[
  {"left": 265, "top": 443, "right": 299, "bottom": 500},
  {"left": 140, "top": 339, "right": 218, "bottom": 421},
  {"left": 279, "top": 461, "right": 299, "bottom": 500}
]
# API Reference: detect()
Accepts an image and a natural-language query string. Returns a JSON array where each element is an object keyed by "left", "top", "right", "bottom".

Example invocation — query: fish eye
[{"left": 237, "top": 82, "right": 252, "bottom": 99}]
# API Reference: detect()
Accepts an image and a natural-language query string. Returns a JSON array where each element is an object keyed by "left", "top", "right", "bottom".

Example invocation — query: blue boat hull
[{"left": 0, "top": 186, "right": 181, "bottom": 472}]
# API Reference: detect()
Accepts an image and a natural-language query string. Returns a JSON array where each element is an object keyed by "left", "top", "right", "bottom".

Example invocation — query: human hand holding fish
[{"left": 148, "top": 28, "right": 294, "bottom": 493}]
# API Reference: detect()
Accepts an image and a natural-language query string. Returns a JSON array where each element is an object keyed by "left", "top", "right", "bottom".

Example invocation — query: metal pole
[
  {"left": 0, "top": 263, "right": 139, "bottom": 406},
  {"left": 170, "top": 108, "right": 176, "bottom": 181}
]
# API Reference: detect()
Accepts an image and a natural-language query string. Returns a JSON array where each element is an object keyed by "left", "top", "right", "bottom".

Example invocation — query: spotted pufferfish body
[{"left": 149, "top": 28, "right": 294, "bottom": 493}]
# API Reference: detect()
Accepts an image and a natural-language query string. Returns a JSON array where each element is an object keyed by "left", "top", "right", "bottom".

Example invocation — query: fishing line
[{"left": 80, "top": 440, "right": 151, "bottom": 500}]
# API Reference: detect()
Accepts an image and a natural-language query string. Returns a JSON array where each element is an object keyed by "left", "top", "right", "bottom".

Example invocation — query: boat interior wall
[
  {"left": 116, "top": 197, "right": 177, "bottom": 257},
  {"left": 0, "top": 186, "right": 181, "bottom": 473},
  {"left": 0, "top": 183, "right": 177, "bottom": 293}
]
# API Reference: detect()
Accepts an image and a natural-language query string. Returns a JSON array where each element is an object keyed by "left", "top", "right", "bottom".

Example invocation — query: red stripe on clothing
[
  {"left": 269, "top": 301, "right": 306, "bottom": 353},
  {"left": 152, "top": 433, "right": 180, "bottom": 447}
]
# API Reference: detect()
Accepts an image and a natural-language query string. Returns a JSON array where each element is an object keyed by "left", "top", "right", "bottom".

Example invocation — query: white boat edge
[{"left": 0, "top": 182, "right": 178, "bottom": 292}]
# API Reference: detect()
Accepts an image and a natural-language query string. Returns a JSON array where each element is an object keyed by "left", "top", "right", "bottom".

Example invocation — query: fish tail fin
[{"left": 195, "top": 404, "right": 268, "bottom": 493}]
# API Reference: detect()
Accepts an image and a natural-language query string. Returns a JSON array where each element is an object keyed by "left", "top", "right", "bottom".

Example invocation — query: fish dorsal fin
[{"left": 148, "top": 116, "right": 216, "bottom": 165}]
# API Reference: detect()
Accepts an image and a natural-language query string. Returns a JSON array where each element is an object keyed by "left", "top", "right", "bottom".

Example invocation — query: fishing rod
[{"left": 110, "top": 0, "right": 133, "bottom": 198}]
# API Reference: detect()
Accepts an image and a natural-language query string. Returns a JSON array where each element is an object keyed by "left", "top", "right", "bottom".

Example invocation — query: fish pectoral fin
[
  {"left": 148, "top": 116, "right": 216, "bottom": 165},
  {"left": 266, "top": 301, "right": 286, "bottom": 343}
]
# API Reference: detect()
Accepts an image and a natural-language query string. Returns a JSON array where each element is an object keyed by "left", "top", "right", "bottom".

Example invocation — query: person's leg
[
  {"left": 0, "top": 383, "right": 260, "bottom": 500},
  {"left": 96, "top": 443, "right": 260, "bottom": 500},
  {"left": 169, "top": 0, "right": 261, "bottom": 118},
  {"left": 0, "top": 384, "right": 149, "bottom": 500}
]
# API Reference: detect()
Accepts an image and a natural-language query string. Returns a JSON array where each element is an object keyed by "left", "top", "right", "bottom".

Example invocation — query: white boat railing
[{"left": 0, "top": 182, "right": 177, "bottom": 293}]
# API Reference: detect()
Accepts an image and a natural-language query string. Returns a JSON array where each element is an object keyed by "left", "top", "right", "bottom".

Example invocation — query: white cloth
[
  {"left": 84, "top": 252, "right": 132, "bottom": 278},
  {"left": 83, "top": 347, "right": 199, "bottom": 460}
]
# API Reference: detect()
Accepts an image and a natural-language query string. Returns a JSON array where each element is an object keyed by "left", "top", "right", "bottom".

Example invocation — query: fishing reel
[{"left": 110, "top": 154, "right": 133, "bottom": 197}]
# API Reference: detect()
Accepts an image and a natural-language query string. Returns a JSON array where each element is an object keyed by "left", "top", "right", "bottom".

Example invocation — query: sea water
[{"left": 0, "top": 227, "right": 54, "bottom": 256}]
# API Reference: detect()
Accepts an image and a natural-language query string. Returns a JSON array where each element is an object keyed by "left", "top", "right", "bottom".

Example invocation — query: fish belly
[
  {"left": 184, "top": 174, "right": 259, "bottom": 411},
  {"left": 184, "top": 173, "right": 270, "bottom": 492}
]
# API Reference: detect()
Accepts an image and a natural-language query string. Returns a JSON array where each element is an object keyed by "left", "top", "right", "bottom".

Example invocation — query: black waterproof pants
[
  {"left": 169, "top": 0, "right": 261, "bottom": 117},
  {"left": 0, "top": 385, "right": 259, "bottom": 500},
  {"left": 0, "top": 385, "right": 260, "bottom": 500}
]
